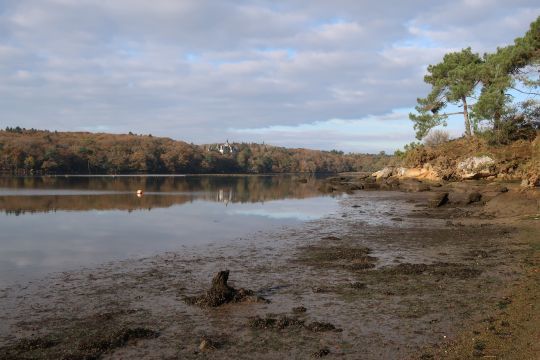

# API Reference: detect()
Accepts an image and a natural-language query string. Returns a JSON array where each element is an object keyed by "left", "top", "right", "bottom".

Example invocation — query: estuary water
[{"left": 0, "top": 175, "right": 341, "bottom": 287}]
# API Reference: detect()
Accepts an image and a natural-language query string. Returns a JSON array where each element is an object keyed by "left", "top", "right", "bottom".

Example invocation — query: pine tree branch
[
  {"left": 439, "top": 111, "right": 465, "bottom": 116},
  {"left": 510, "top": 86, "right": 540, "bottom": 96}
]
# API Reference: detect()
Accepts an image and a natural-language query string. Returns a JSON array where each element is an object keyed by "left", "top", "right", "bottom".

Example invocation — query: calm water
[{"left": 0, "top": 175, "right": 341, "bottom": 287}]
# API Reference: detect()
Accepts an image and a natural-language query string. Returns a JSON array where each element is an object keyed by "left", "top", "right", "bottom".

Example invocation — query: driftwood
[{"left": 185, "top": 270, "right": 268, "bottom": 307}]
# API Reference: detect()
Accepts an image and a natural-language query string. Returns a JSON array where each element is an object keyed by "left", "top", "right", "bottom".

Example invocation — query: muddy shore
[{"left": 0, "top": 180, "right": 538, "bottom": 359}]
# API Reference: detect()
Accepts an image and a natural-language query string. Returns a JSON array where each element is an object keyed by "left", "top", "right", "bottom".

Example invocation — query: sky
[{"left": 0, "top": 1, "right": 539, "bottom": 153}]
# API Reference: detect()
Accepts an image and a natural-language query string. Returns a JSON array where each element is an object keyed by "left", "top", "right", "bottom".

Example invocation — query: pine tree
[{"left": 409, "top": 48, "right": 483, "bottom": 139}]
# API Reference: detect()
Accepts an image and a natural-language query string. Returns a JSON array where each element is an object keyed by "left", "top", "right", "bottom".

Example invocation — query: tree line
[
  {"left": 410, "top": 16, "right": 540, "bottom": 144},
  {"left": 0, "top": 129, "right": 390, "bottom": 175}
]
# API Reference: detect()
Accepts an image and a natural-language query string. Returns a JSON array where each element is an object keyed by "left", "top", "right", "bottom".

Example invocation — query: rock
[
  {"left": 526, "top": 174, "right": 540, "bottom": 187},
  {"left": 311, "top": 348, "right": 330, "bottom": 358},
  {"left": 398, "top": 179, "right": 430, "bottom": 192},
  {"left": 456, "top": 156, "right": 496, "bottom": 179},
  {"left": 382, "top": 176, "right": 400, "bottom": 189},
  {"left": 306, "top": 321, "right": 341, "bottom": 332},
  {"left": 429, "top": 192, "right": 449, "bottom": 207},
  {"left": 393, "top": 164, "right": 441, "bottom": 181},
  {"left": 199, "top": 339, "right": 216, "bottom": 352},
  {"left": 499, "top": 186, "right": 509, "bottom": 193},
  {"left": 292, "top": 306, "right": 307, "bottom": 313},
  {"left": 318, "top": 177, "right": 366, "bottom": 194},
  {"left": 362, "top": 182, "right": 381, "bottom": 190},
  {"left": 248, "top": 315, "right": 305, "bottom": 330},
  {"left": 349, "top": 282, "right": 366, "bottom": 289},
  {"left": 394, "top": 167, "right": 408, "bottom": 177},
  {"left": 467, "top": 191, "right": 482, "bottom": 204},
  {"left": 326, "top": 176, "right": 348, "bottom": 183},
  {"left": 372, "top": 167, "right": 394, "bottom": 180},
  {"left": 344, "top": 183, "right": 363, "bottom": 192},
  {"left": 448, "top": 191, "right": 469, "bottom": 205}
]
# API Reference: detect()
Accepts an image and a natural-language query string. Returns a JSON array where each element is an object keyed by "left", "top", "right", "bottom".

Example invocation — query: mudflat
[{"left": 0, "top": 184, "right": 538, "bottom": 359}]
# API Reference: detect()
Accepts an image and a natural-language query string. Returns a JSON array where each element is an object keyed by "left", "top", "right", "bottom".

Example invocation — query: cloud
[
  {"left": 0, "top": 1, "right": 538, "bottom": 152},
  {"left": 228, "top": 110, "right": 417, "bottom": 153}
]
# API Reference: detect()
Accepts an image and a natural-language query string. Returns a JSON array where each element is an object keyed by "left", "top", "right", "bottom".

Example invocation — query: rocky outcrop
[
  {"left": 394, "top": 164, "right": 441, "bottom": 181},
  {"left": 456, "top": 156, "right": 496, "bottom": 180},
  {"left": 372, "top": 164, "right": 440, "bottom": 182},
  {"left": 323, "top": 138, "right": 540, "bottom": 195},
  {"left": 318, "top": 176, "right": 368, "bottom": 193},
  {"left": 467, "top": 191, "right": 482, "bottom": 204},
  {"left": 372, "top": 155, "right": 501, "bottom": 183},
  {"left": 372, "top": 167, "right": 394, "bottom": 180}
]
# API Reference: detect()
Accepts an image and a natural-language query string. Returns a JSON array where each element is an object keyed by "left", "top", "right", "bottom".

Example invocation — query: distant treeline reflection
[{"left": 0, "top": 175, "right": 330, "bottom": 214}]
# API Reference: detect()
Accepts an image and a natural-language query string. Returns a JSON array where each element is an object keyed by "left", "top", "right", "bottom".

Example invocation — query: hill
[{"left": 0, "top": 128, "right": 391, "bottom": 175}]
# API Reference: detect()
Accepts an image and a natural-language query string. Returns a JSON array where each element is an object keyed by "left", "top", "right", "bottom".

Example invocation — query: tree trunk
[
  {"left": 206, "top": 270, "right": 236, "bottom": 306},
  {"left": 462, "top": 97, "right": 472, "bottom": 137},
  {"left": 493, "top": 110, "right": 501, "bottom": 130},
  {"left": 493, "top": 88, "right": 505, "bottom": 133},
  {"left": 210, "top": 270, "right": 232, "bottom": 293}
]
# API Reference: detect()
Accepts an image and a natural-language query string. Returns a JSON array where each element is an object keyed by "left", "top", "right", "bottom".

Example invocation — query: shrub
[{"left": 423, "top": 129, "right": 450, "bottom": 147}]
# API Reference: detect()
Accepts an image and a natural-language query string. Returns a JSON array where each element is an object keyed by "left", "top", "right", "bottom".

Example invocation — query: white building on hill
[{"left": 218, "top": 140, "right": 236, "bottom": 154}]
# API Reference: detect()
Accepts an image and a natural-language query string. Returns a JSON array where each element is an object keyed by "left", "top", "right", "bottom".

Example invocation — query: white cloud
[
  {"left": 0, "top": 0, "right": 538, "bottom": 152},
  {"left": 228, "top": 110, "right": 417, "bottom": 152}
]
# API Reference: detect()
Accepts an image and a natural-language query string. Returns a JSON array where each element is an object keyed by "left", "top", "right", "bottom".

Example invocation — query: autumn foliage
[{"left": 0, "top": 128, "right": 390, "bottom": 174}]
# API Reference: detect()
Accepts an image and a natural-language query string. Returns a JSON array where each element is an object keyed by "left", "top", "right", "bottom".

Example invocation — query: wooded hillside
[{"left": 0, "top": 128, "right": 390, "bottom": 174}]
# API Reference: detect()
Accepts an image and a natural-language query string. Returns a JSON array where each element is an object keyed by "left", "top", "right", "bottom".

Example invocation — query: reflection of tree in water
[
  {"left": 0, "top": 176, "right": 330, "bottom": 213},
  {"left": 216, "top": 188, "right": 233, "bottom": 205}
]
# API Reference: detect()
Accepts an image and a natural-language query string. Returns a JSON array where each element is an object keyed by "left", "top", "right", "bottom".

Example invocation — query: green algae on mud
[
  {"left": 418, "top": 220, "right": 540, "bottom": 360},
  {"left": 0, "top": 325, "right": 158, "bottom": 360},
  {"left": 248, "top": 314, "right": 341, "bottom": 333},
  {"left": 377, "top": 262, "right": 482, "bottom": 279},
  {"left": 297, "top": 245, "right": 377, "bottom": 270}
]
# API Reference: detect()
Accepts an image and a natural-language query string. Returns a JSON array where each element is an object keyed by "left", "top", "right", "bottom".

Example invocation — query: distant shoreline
[
  {"left": 0, "top": 129, "right": 392, "bottom": 175},
  {"left": 0, "top": 172, "right": 338, "bottom": 178}
]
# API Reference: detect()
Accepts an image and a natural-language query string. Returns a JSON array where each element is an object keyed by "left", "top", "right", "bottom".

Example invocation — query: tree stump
[
  {"left": 205, "top": 270, "right": 236, "bottom": 307},
  {"left": 184, "top": 270, "right": 268, "bottom": 307}
]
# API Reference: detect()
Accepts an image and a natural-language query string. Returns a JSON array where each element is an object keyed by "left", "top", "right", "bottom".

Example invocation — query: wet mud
[{"left": 0, "top": 185, "right": 538, "bottom": 359}]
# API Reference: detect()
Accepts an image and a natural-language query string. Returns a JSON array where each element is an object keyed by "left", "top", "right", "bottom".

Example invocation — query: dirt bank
[{"left": 0, "top": 183, "right": 538, "bottom": 359}]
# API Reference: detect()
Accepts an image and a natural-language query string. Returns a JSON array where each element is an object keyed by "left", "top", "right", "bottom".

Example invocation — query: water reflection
[
  {"left": 0, "top": 175, "right": 341, "bottom": 286},
  {"left": 0, "top": 175, "right": 325, "bottom": 214}
]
